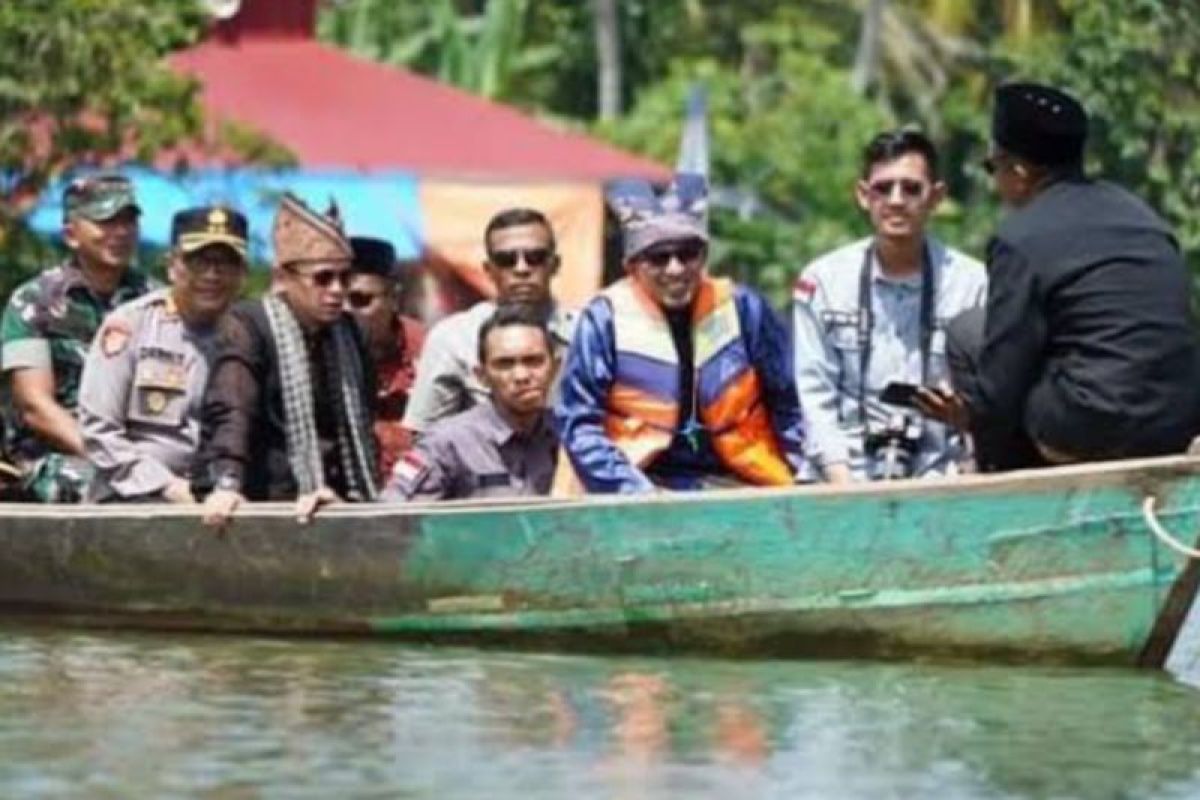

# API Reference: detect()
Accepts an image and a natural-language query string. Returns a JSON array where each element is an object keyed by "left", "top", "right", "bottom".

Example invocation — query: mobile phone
[{"left": 879, "top": 381, "right": 921, "bottom": 408}]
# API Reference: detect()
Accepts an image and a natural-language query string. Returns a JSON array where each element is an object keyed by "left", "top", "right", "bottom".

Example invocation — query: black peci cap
[
  {"left": 992, "top": 82, "right": 1088, "bottom": 168},
  {"left": 349, "top": 236, "right": 397, "bottom": 278},
  {"left": 171, "top": 206, "right": 249, "bottom": 259}
]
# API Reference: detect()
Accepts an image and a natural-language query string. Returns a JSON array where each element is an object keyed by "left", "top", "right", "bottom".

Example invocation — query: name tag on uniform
[{"left": 476, "top": 473, "right": 513, "bottom": 489}]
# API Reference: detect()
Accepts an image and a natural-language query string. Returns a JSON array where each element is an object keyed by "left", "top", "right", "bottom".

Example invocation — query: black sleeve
[
  {"left": 193, "top": 308, "right": 266, "bottom": 495},
  {"left": 970, "top": 239, "right": 1046, "bottom": 459}
]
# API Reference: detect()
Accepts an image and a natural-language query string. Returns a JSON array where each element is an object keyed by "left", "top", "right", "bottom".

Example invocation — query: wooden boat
[{"left": 3, "top": 455, "right": 1200, "bottom": 668}]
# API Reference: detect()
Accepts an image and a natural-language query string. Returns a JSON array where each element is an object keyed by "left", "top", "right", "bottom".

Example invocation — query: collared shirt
[
  {"left": 382, "top": 401, "right": 557, "bottom": 501},
  {"left": 401, "top": 300, "right": 576, "bottom": 433},
  {"left": 555, "top": 283, "right": 805, "bottom": 494},
  {"left": 78, "top": 289, "right": 218, "bottom": 501},
  {"left": 373, "top": 314, "right": 425, "bottom": 478},
  {"left": 0, "top": 260, "right": 154, "bottom": 470},
  {"left": 792, "top": 236, "right": 986, "bottom": 480}
]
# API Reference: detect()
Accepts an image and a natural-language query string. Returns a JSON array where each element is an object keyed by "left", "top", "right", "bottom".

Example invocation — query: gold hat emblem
[{"left": 207, "top": 208, "right": 229, "bottom": 234}]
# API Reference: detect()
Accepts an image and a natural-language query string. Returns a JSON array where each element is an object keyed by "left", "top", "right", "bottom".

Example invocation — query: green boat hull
[{"left": 1, "top": 456, "right": 1200, "bottom": 665}]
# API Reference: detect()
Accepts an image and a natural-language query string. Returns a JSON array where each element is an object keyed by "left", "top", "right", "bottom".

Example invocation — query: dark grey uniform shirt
[{"left": 382, "top": 402, "right": 557, "bottom": 502}]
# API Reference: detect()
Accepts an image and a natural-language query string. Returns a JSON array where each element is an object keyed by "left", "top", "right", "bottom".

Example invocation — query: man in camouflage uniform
[{"left": 0, "top": 174, "right": 153, "bottom": 502}]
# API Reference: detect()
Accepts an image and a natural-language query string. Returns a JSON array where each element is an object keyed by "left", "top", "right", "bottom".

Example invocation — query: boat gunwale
[{"left": 1, "top": 453, "right": 1197, "bottom": 520}]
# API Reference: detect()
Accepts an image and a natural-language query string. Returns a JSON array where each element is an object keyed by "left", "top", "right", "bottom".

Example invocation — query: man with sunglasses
[
  {"left": 401, "top": 207, "right": 575, "bottom": 434},
  {"left": 792, "top": 130, "right": 986, "bottom": 483},
  {"left": 916, "top": 83, "right": 1200, "bottom": 470},
  {"left": 197, "top": 194, "right": 379, "bottom": 530},
  {"left": 0, "top": 173, "right": 154, "bottom": 502},
  {"left": 555, "top": 174, "right": 804, "bottom": 493},
  {"left": 78, "top": 206, "right": 248, "bottom": 503},
  {"left": 345, "top": 236, "right": 425, "bottom": 478}
]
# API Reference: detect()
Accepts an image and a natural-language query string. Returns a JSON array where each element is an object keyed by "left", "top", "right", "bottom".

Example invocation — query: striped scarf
[{"left": 262, "top": 295, "right": 378, "bottom": 501}]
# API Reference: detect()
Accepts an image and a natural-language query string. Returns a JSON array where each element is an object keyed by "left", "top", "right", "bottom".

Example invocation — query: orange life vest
[{"left": 602, "top": 276, "right": 794, "bottom": 486}]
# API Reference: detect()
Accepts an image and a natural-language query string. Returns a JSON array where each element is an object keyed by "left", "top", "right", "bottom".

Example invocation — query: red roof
[{"left": 169, "top": 38, "right": 667, "bottom": 181}]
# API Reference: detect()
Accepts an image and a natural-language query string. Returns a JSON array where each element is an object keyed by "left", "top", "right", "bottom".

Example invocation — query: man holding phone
[{"left": 792, "top": 130, "right": 987, "bottom": 482}]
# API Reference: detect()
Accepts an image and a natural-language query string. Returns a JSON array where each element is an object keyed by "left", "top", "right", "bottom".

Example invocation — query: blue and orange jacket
[{"left": 555, "top": 275, "right": 805, "bottom": 493}]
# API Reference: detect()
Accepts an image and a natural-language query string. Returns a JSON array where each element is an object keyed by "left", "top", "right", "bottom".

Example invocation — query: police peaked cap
[
  {"left": 992, "top": 82, "right": 1088, "bottom": 168},
  {"left": 171, "top": 205, "right": 249, "bottom": 258},
  {"left": 349, "top": 236, "right": 397, "bottom": 278}
]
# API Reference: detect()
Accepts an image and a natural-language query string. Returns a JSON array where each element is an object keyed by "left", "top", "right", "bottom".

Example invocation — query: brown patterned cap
[{"left": 272, "top": 192, "right": 352, "bottom": 266}]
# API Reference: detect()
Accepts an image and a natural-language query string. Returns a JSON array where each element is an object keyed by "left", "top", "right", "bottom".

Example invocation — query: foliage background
[
  {"left": 3, "top": 0, "right": 1197, "bottom": 310},
  {"left": 323, "top": 0, "right": 1200, "bottom": 306}
]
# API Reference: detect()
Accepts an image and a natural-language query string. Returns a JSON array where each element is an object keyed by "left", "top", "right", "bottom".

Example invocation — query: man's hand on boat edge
[
  {"left": 202, "top": 489, "right": 244, "bottom": 533},
  {"left": 294, "top": 487, "right": 339, "bottom": 525}
]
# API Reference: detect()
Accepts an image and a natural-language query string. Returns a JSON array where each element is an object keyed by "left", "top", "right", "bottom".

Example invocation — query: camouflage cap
[{"left": 63, "top": 173, "right": 140, "bottom": 222}]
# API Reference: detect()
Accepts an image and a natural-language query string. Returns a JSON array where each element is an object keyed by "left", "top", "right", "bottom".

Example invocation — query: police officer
[
  {"left": 78, "top": 207, "right": 249, "bottom": 503},
  {"left": 793, "top": 130, "right": 986, "bottom": 483},
  {"left": 383, "top": 304, "right": 558, "bottom": 501},
  {"left": 918, "top": 83, "right": 1200, "bottom": 470},
  {"left": 0, "top": 174, "right": 154, "bottom": 502}
]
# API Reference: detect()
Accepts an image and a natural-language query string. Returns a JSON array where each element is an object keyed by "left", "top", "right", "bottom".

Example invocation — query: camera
[{"left": 864, "top": 412, "right": 923, "bottom": 480}]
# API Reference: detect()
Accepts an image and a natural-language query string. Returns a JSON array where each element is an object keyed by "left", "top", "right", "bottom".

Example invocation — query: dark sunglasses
[
  {"left": 284, "top": 264, "right": 351, "bottom": 289},
  {"left": 641, "top": 242, "right": 706, "bottom": 269},
  {"left": 347, "top": 290, "right": 382, "bottom": 309},
  {"left": 868, "top": 178, "right": 928, "bottom": 199},
  {"left": 489, "top": 247, "right": 554, "bottom": 269}
]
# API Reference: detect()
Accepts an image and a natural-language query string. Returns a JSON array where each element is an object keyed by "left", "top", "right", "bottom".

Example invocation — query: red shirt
[{"left": 374, "top": 315, "right": 425, "bottom": 479}]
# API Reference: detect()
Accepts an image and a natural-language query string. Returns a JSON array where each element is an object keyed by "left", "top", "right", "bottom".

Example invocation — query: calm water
[{"left": 2, "top": 627, "right": 1200, "bottom": 799}]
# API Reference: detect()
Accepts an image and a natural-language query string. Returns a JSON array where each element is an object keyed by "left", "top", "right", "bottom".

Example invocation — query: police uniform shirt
[
  {"left": 401, "top": 301, "right": 577, "bottom": 433},
  {"left": 792, "top": 236, "right": 987, "bottom": 479},
  {"left": 383, "top": 402, "right": 557, "bottom": 502},
  {"left": 78, "top": 289, "right": 218, "bottom": 501}
]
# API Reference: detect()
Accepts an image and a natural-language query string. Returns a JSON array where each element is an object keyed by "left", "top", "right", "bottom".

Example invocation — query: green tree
[{"left": 0, "top": 0, "right": 207, "bottom": 298}]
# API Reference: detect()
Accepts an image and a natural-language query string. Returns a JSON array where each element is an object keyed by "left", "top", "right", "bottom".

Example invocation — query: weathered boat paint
[{"left": 0, "top": 456, "right": 1198, "bottom": 665}]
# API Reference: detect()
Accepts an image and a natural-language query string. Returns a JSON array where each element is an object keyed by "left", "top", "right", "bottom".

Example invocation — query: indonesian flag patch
[
  {"left": 793, "top": 276, "right": 818, "bottom": 304},
  {"left": 390, "top": 450, "right": 428, "bottom": 485}
]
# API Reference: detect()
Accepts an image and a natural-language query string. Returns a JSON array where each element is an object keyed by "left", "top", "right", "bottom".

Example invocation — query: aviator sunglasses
[
  {"left": 641, "top": 242, "right": 706, "bottom": 269},
  {"left": 867, "top": 178, "right": 928, "bottom": 200},
  {"left": 488, "top": 247, "right": 555, "bottom": 269},
  {"left": 284, "top": 263, "right": 351, "bottom": 289}
]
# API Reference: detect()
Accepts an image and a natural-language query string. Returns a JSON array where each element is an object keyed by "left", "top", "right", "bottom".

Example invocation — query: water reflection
[{"left": 0, "top": 627, "right": 1199, "bottom": 798}]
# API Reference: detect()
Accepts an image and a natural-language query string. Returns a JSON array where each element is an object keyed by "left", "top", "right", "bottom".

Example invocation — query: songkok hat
[
  {"left": 349, "top": 236, "right": 397, "bottom": 278},
  {"left": 992, "top": 82, "right": 1088, "bottom": 168},
  {"left": 171, "top": 206, "right": 248, "bottom": 260},
  {"left": 64, "top": 173, "right": 139, "bottom": 222},
  {"left": 272, "top": 192, "right": 352, "bottom": 267},
  {"left": 608, "top": 172, "right": 709, "bottom": 260}
]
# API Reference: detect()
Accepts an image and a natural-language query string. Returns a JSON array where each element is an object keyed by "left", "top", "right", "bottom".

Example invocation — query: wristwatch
[{"left": 215, "top": 473, "right": 242, "bottom": 494}]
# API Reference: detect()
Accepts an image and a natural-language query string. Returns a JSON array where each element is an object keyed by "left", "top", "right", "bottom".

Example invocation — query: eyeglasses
[
  {"left": 867, "top": 179, "right": 928, "bottom": 200},
  {"left": 641, "top": 242, "right": 706, "bottom": 269},
  {"left": 347, "top": 290, "right": 382, "bottom": 309},
  {"left": 488, "top": 247, "right": 554, "bottom": 269},
  {"left": 284, "top": 264, "right": 350, "bottom": 289}
]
